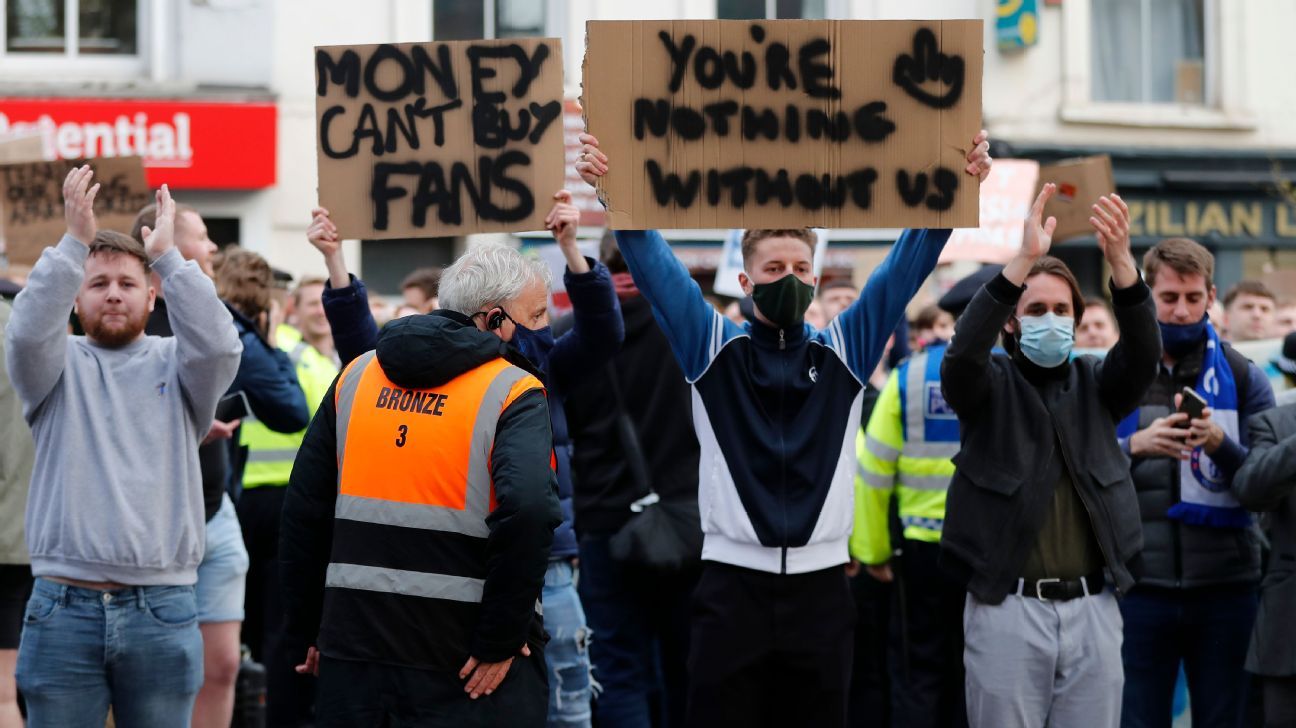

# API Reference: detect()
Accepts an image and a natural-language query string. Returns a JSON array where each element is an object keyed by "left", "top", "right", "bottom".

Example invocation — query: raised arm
[
  {"left": 147, "top": 186, "right": 242, "bottom": 428},
  {"left": 309, "top": 207, "right": 379, "bottom": 366},
  {"left": 942, "top": 184, "right": 1058, "bottom": 416},
  {"left": 1089, "top": 193, "right": 1160, "bottom": 417},
  {"left": 544, "top": 190, "right": 624, "bottom": 391},
  {"left": 577, "top": 134, "right": 733, "bottom": 381},
  {"left": 4, "top": 166, "right": 99, "bottom": 415},
  {"left": 829, "top": 227, "right": 950, "bottom": 380}
]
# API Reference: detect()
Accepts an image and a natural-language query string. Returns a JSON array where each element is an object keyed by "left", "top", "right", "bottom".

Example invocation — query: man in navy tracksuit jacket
[{"left": 576, "top": 132, "right": 992, "bottom": 728}]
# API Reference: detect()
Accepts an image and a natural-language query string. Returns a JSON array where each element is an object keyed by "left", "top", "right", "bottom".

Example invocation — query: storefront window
[
  {"left": 432, "top": 0, "right": 548, "bottom": 40},
  {"left": 7, "top": 0, "right": 136, "bottom": 55},
  {"left": 1091, "top": 0, "right": 1207, "bottom": 104}
]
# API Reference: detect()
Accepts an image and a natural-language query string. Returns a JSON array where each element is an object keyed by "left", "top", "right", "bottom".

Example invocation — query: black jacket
[
  {"left": 1124, "top": 341, "right": 1273, "bottom": 589},
  {"left": 564, "top": 294, "right": 700, "bottom": 535},
  {"left": 1233, "top": 403, "right": 1296, "bottom": 676},
  {"left": 279, "top": 312, "right": 561, "bottom": 670},
  {"left": 939, "top": 273, "right": 1160, "bottom": 604}
]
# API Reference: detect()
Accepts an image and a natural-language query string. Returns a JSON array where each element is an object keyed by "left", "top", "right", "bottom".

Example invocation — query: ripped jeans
[{"left": 543, "top": 560, "right": 595, "bottom": 727}]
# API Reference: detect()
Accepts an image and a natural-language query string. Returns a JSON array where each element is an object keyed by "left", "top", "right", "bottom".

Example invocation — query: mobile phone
[
  {"left": 1178, "top": 387, "right": 1207, "bottom": 422},
  {"left": 215, "top": 390, "right": 251, "bottom": 422}
]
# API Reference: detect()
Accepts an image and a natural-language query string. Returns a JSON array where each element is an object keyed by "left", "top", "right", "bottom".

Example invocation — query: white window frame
[
  {"left": 1060, "top": 0, "right": 1254, "bottom": 129},
  {"left": 0, "top": 0, "right": 153, "bottom": 81}
]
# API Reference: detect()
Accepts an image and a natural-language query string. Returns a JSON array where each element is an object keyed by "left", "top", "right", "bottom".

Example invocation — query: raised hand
[
  {"left": 965, "top": 129, "right": 991, "bottom": 182},
  {"left": 307, "top": 207, "right": 340, "bottom": 257},
  {"left": 892, "top": 27, "right": 965, "bottom": 109},
  {"left": 140, "top": 184, "right": 176, "bottom": 261},
  {"left": 575, "top": 133, "right": 608, "bottom": 188},
  {"left": 546, "top": 189, "right": 588, "bottom": 274},
  {"left": 1090, "top": 194, "right": 1138, "bottom": 288},
  {"left": 1003, "top": 184, "right": 1058, "bottom": 286},
  {"left": 62, "top": 165, "right": 99, "bottom": 246}
]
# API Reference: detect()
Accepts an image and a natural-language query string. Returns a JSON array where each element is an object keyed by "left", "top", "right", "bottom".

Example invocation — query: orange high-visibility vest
[{"left": 326, "top": 350, "right": 544, "bottom": 605}]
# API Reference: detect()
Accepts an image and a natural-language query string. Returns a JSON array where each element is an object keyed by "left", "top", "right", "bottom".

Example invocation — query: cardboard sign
[
  {"left": 1037, "top": 154, "right": 1115, "bottom": 242},
  {"left": 0, "top": 133, "right": 45, "bottom": 164},
  {"left": 0, "top": 156, "right": 150, "bottom": 266},
  {"left": 315, "top": 39, "right": 566, "bottom": 240},
  {"left": 582, "top": 19, "right": 983, "bottom": 231},
  {"left": 942, "top": 159, "right": 1039, "bottom": 264}
]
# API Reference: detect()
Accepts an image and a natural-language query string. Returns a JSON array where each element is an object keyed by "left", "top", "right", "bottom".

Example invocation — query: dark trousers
[
  {"left": 238, "top": 485, "right": 315, "bottom": 726},
  {"left": 1261, "top": 676, "right": 1296, "bottom": 728},
  {"left": 1120, "top": 584, "right": 1259, "bottom": 728},
  {"left": 888, "top": 539, "right": 967, "bottom": 728},
  {"left": 848, "top": 569, "right": 891, "bottom": 727},
  {"left": 577, "top": 534, "right": 694, "bottom": 728},
  {"left": 315, "top": 654, "right": 548, "bottom": 727},
  {"left": 686, "top": 561, "right": 855, "bottom": 728}
]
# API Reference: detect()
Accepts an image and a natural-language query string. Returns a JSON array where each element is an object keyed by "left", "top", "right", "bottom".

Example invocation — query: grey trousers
[{"left": 964, "top": 588, "right": 1124, "bottom": 728}]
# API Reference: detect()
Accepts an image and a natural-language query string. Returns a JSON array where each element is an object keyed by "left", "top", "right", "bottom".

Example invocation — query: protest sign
[
  {"left": 582, "top": 19, "right": 983, "bottom": 230},
  {"left": 1038, "top": 154, "right": 1115, "bottom": 242},
  {"left": 941, "top": 159, "right": 1039, "bottom": 264},
  {"left": 0, "top": 132, "right": 45, "bottom": 164},
  {"left": 315, "top": 38, "right": 566, "bottom": 240},
  {"left": 0, "top": 156, "right": 150, "bottom": 266}
]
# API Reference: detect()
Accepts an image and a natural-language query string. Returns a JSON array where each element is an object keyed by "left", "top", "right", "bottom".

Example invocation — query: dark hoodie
[{"left": 279, "top": 311, "right": 562, "bottom": 671}]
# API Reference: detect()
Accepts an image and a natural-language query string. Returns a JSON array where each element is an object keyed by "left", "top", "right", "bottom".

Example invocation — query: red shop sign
[{"left": 0, "top": 97, "right": 276, "bottom": 189}]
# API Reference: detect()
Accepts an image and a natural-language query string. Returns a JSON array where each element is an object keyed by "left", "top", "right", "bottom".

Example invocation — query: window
[
  {"left": 717, "top": 0, "right": 827, "bottom": 19},
  {"left": 433, "top": 0, "right": 549, "bottom": 41},
  {"left": 5, "top": 0, "right": 136, "bottom": 56},
  {"left": 1091, "top": 0, "right": 1206, "bottom": 104}
]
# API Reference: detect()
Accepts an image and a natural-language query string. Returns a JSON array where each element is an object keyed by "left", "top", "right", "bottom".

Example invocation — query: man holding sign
[{"left": 577, "top": 127, "right": 989, "bottom": 726}]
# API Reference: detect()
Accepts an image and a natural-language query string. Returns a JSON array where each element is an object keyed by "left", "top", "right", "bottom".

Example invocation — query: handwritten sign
[
  {"left": 315, "top": 38, "right": 566, "bottom": 240},
  {"left": 942, "top": 159, "right": 1039, "bottom": 264},
  {"left": 582, "top": 20, "right": 983, "bottom": 231},
  {"left": 0, "top": 156, "right": 150, "bottom": 266}
]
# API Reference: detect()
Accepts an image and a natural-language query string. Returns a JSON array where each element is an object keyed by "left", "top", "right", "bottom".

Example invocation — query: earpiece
[{"left": 486, "top": 309, "right": 507, "bottom": 331}]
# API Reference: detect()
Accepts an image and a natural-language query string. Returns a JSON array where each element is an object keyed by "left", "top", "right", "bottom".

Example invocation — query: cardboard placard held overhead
[
  {"left": 0, "top": 133, "right": 46, "bottom": 164},
  {"left": 0, "top": 157, "right": 150, "bottom": 266},
  {"left": 582, "top": 19, "right": 983, "bottom": 231},
  {"left": 315, "top": 38, "right": 566, "bottom": 240},
  {"left": 1037, "top": 154, "right": 1115, "bottom": 242}
]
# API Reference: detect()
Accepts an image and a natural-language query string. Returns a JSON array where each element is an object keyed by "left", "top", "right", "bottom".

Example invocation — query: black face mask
[{"left": 751, "top": 273, "right": 815, "bottom": 329}]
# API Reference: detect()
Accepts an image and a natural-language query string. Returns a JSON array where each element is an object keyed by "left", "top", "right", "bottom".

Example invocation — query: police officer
[{"left": 852, "top": 280, "right": 979, "bottom": 728}]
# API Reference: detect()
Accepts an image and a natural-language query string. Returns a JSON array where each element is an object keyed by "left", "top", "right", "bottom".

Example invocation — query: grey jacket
[
  {"left": 0, "top": 301, "right": 33, "bottom": 565},
  {"left": 1234, "top": 403, "right": 1296, "bottom": 676}
]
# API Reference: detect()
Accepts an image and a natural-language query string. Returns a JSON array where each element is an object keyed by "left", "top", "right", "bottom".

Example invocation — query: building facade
[{"left": 3, "top": 0, "right": 1293, "bottom": 293}]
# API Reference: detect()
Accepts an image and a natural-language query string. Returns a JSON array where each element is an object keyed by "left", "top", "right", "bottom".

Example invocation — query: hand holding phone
[
  {"left": 1177, "top": 387, "right": 1207, "bottom": 424},
  {"left": 215, "top": 390, "right": 252, "bottom": 423}
]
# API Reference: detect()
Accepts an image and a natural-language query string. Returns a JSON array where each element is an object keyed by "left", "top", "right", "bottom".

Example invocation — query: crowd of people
[{"left": 0, "top": 126, "right": 1294, "bottom": 728}]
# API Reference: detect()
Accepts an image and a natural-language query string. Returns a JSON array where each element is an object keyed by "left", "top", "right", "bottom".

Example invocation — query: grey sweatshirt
[{"left": 5, "top": 236, "right": 242, "bottom": 585}]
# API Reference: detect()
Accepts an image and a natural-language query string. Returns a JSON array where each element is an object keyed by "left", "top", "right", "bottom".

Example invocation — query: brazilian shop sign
[
  {"left": 314, "top": 38, "right": 565, "bottom": 239},
  {"left": 583, "top": 20, "right": 984, "bottom": 230}
]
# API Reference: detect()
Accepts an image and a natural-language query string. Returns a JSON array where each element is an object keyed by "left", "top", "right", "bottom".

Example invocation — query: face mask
[
  {"left": 750, "top": 273, "right": 815, "bottom": 329},
  {"left": 1017, "top": 312, "right": 1075, "bottom": 368},
  {"left": 1071, "top": 347, "right": 1109, "bottom": 360},
  {"left": 511, "top": 324, "right": 555, "bottom": 371},
  {"left": 1159, "top": 317, "right": 1208, "bottom": 358}
]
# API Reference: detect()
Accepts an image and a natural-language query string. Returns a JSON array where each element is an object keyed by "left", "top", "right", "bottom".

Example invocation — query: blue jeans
[
  {"left": 1120, "top": 584, "right": 1258, "bottom": 728},
  {"left": 543, "top": 560, "right": 593, "bottom": 727},
  {"left": 16, "top": 578, "right": 204, "bottom": 727},
  {"left": 578, "top": 535, "right": 695, "bottom": 728}
]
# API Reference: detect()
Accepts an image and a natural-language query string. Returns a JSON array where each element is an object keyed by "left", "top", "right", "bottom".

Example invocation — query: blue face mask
[
  {"left": 511, "top": 324, "right": 555, "bottom": 372},
  {"left": 1017, "top": 312, "right": 1075, "bottom": 368},
  {"left": 1159, "top": 317, "right": 1208, "bottom": 358}
]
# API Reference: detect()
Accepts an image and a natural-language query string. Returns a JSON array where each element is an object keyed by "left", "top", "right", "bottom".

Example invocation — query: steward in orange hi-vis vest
[{"left": 279, "top": 311, "right": 562, "bottom": 721}]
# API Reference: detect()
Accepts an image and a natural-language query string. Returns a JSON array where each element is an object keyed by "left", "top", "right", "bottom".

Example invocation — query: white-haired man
[{"left": 280, "top": 242, "right": 562, "bottom": 727}]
